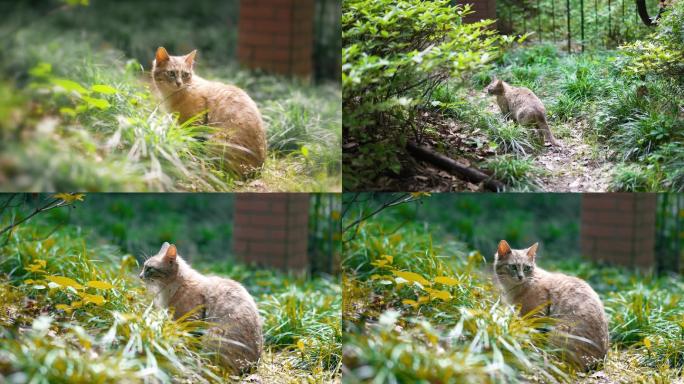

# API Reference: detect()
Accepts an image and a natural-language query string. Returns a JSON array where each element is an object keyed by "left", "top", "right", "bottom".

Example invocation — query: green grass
[
  {"left": 0, "top": 211, "right": 341, "bottom": 383},
  {"left": 342, "top": 206, "right": 684, "bottom": 383},
  {"left": 0, "top": 17, "right": 340, "bottom": 192},
  {"left": 483, "top": 155, "right": 544, "bottom": 192}
]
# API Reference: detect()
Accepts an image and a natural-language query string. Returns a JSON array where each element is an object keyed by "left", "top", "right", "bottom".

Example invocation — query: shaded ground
[{"left": 534, "top": 120, "right": 614, "bottom": 192}]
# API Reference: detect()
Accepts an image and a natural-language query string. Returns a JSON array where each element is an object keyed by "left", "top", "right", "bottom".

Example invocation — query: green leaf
[
  {"left": 29, "top": 62, "right": 52, "bottom": 78},
  {"left": 51, "top": 78, "right": 88, "bottom": 95},
  {"left": 91, "top": 84, "right": 117, "bottom": 94},
  {"left": 82, "top": 96, "right": 111, "bottom": 110},
  {"left": 59, "top": 107, "right": 77, "bottom": 117}
]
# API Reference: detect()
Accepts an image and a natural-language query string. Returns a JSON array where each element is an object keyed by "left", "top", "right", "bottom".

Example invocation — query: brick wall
[
  {"left": 237, "top": 0, "right": 314, "bottom": 78},
  {"left": 581, "top": 194, "right": 657, "bottom": 268},
  {"left": 233, "top": 194, "right": 310, "bottom": 271},
  {"left": 455, "top": 0, "right": 497, "bottom": 23}
]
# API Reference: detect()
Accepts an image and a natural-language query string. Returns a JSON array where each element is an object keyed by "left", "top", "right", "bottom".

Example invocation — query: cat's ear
[
  {"left": 163, "top": 244, "right": 177, "bottom": 263},
  {"left": 497, "top": 240, "right": 512, "bottom": 258},
  {"left": 184, "top": 50, "right": 197, "bottom": 67},
  {"left": 155, "top": 47, "right": 170, "bottom": 65},
  {"left": 526, "top": 243, "right": 539, "bottom": 260}
]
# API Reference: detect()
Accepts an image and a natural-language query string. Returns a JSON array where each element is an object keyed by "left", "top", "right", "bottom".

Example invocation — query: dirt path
[{"left": 535, "top": 120, "right": 614, "bottom": 192}]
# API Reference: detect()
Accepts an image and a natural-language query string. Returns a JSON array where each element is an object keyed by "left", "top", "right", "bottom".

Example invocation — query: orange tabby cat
[
  {"left": 493, "top": 240, "right": 609, "bottom": 370},
  {"left": 139, "top": 242, "right": 263, "bottom": 373},
  {"left": 152, "top": 47, "right": 267, "bottom": 177}
]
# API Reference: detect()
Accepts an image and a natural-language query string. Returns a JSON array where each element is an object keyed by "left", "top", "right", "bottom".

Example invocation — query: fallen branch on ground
[{"left": 406, "top": 142, "right": 505, "bottom": 192}]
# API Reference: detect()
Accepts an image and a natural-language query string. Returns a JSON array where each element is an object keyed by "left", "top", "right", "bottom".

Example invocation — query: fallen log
[{"left": 406, "top": 141, "right": 505, "bottom": 192}]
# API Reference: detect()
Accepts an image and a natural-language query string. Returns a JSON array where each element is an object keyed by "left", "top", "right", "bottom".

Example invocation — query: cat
[
  {"left": 151, "top": 47, "right": 267, "bottom": 177},
  {"left": 139, "top": 242, "right": 263, "bottom": 373},
  {"left": 493, "top": 240, "right": 609, "bottom": 370},
  {"left": 485, "top": 78, "right": 560, "bottom": 147}
]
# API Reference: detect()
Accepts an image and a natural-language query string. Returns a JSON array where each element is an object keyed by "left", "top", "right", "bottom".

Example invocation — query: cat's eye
[
  {"left": 182, "top": 72, "right": 190, "bottom": 79},
  {"left": 524, "top": 266, "right": 532, "bottom": 272},
  {"left": 167, "top": 72, "right": 176, "bottom": 78},
  {"left": 510, "top": 265, "right": 518, "bottom": 271}
]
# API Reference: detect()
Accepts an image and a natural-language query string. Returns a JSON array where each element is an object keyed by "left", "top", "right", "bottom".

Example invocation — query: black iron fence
[{"left": 497, "top": 0, "right": 661, "bottom": 52}]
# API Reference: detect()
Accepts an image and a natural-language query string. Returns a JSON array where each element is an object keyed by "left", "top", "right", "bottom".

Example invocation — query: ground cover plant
[
  {"left": 342, "top": 0, "right": 684, "bottom": 192},
  {"left": 0, "top": 194, "right": 342, "bottom": 383},
  {"left": 342, "top": 194, "right": 684, "bottom": 383},
  {"left": 0, "top": 0, "right": 341, "bottom": 192}
]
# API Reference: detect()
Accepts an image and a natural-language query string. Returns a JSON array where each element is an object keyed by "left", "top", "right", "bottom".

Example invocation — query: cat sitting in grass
[
  {"left": 139, "top": 242, "right": 263, "bottom": 373},
  {"left": 151, "top": 47, "right": 267, "bottom": 177},
  {"left": 493, "top": 240, "right": 609, "bottom": 371}
]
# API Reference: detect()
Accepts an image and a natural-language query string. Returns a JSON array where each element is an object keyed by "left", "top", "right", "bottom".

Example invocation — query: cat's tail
[{"left": 539, "top": 118, "right": 560, "bottom": 147}]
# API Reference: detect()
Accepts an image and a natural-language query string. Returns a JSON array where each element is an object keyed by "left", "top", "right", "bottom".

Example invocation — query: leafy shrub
[
  {"left": 342, "top": 0, "right": 520, "bottom": 189},
  {"left": 619, "top": 0, "right": 684, "bottom": 81}
]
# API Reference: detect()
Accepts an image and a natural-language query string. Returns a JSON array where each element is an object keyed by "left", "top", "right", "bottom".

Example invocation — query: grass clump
[{"left": 484, "top": 155, "right": 544, "bottom": 192}]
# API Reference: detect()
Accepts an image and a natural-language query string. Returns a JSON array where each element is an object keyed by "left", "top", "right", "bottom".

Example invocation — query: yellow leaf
[
  {"left": 53, "top": 193, "right": 85, "bottom": 203},
  {"left": 434, "top": 276, "right": 459, "bottom": 286},
  {"left": 26, "top": 259, "right": 47, "bottom": 273},
  {"left": 427, "top": 288, "right": 452, "bottom": 301},
  {"left": 371, "top": 260, "right": 388, "bottom": 267},
  {"left": 296, "top": 339, "right": 305, "bottom": 352},
  {"left": 80, "top": 293, "right": 105, "bottom": 306},
  {"left": 71, "top": 301, "right": 83, "bottom": 309},
  {"left": 393, "top": 271, "right": 430, "bottom": 286},
  {"left": 402, "top": 299, "right": 419, "bottom": 308},
  {"left": 55, "top": 304, "right": 72, "bottom": 314},
  {"left": 87, "top": 281, "right": 114, "bottom": 289},
  {"left": 381, "top": 255, "right": 393, "bottom": 264},
  {"left": 331, "top": 210, "right": 340, "bottom": 220},
  {"left": 46, "top": 276, "right": 84, "bottom": 290},
  {"left": 418, "top": 296, "right": 429, "bottom": 303},
  {"left": 24, "top": 279, "right": 35, "bottom": 284},
  {"left": 644, "top": 337, "right": 651, "bottom": 350}
]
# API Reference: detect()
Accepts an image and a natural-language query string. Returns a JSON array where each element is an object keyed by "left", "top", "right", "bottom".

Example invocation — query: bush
[{"left": 619, "top": 0, "right": 684, "bottom": 81}]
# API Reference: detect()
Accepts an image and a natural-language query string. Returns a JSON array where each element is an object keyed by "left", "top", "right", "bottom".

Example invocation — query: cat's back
[
  {"left": 203, "top": 275, "right": 259, "bottom": 315},
  {"left": 539, "top": 269, "right": 609, "bottom": 363},
  {"left": 536, "top": 270, "right": 604, "bottom": 319},
  {"left": 505, "top": 84, "right": 545, "bottom": 114}
]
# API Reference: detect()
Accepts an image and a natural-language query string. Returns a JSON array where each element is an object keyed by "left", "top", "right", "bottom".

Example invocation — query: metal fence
[{"left": 497, "top": 0, "right": 660, "bottom": 52}]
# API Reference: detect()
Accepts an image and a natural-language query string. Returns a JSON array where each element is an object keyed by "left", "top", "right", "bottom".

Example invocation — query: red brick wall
[
  {"left": 455, "top": 0, "right": 497, "bottom": 23},
  {"left": 233, "top": 194, "right": 310, "bottom": 271},
  {"left": 237, "top": 0, "right": 314, "bottom": 78},
  {"left": 581, "top": 194, "right": 657, "bottom": 268}
]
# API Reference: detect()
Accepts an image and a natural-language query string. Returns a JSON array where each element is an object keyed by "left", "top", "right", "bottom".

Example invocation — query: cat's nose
[
  {"left": 138, "top": 271, "right": 144, "bottom": 279},
  {"left": 517, "top": 274, "right": 523, "bottom": 281},
  {"left": 175, "top": 81, "right": 182, "bottom": 88}
]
